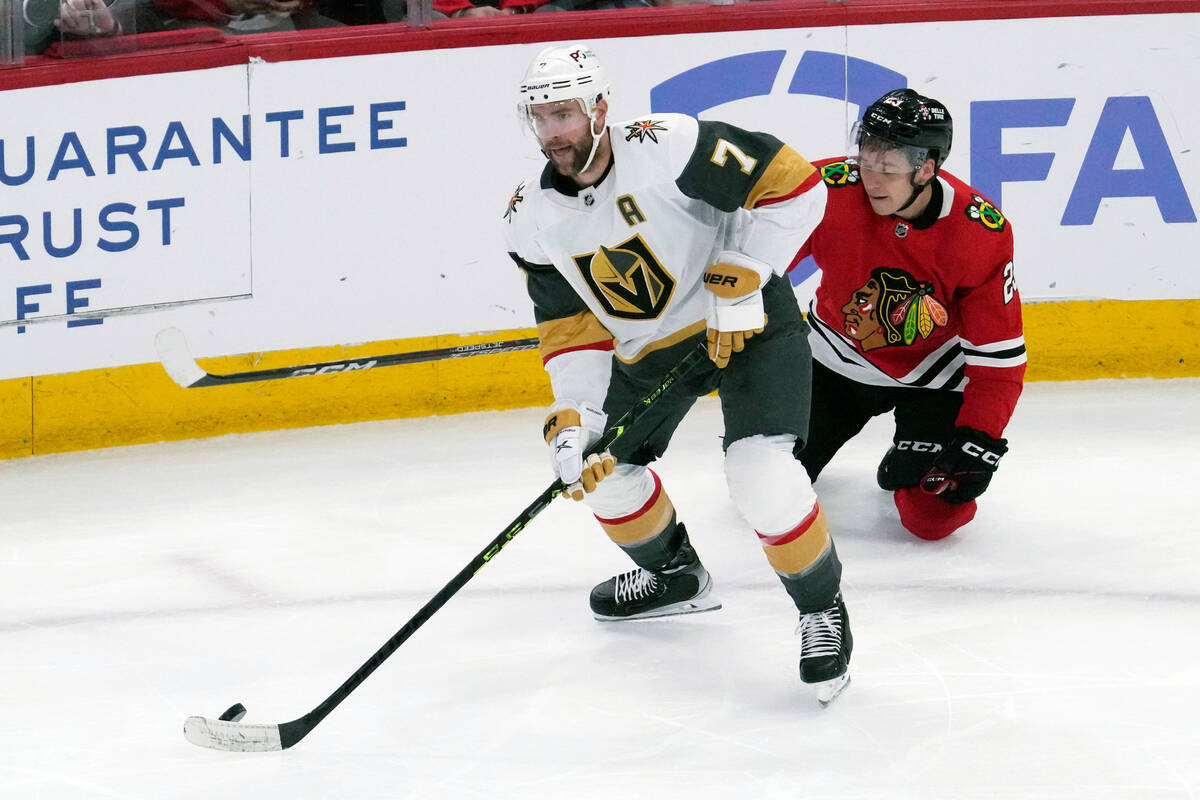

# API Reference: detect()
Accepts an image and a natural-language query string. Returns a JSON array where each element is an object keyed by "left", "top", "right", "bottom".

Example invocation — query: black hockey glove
[{"left": 920, "top": 427, "right": 1008, "bottom": 505}]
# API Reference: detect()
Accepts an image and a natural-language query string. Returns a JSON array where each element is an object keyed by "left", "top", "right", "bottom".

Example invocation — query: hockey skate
[
  {"left": 797, "top": 592, "right": 853, "bottom": 706},
  {"left": 590, "top": 527, "right": 721, "bottom": 621}
]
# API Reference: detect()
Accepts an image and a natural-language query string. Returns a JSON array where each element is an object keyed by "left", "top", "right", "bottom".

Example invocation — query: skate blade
[
  {"left": 815, "top": 671, "right": 851, "bottom": 706},
  {"left": 593, "top": 596, "right": 722, "bottom": 622}
]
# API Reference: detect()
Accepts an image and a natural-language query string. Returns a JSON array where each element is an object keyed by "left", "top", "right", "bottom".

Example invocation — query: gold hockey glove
[{"left": 702, "top": 252, "right": 769, "bottom": 368}]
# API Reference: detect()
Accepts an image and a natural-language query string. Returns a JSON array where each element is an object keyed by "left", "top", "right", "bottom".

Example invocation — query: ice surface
[{"left": 2, "top": 378, "right": 1197, "bottom": 799}]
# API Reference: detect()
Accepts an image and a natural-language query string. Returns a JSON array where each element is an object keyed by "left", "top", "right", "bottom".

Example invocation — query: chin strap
[
  {"left": 580, "top": 111, "right": 604, "bottom": 174},
  {"left": 895, "top": 165, "right": 941, "bottom": 215},
  {"left": 894, "top": 174, "right": 927, "bottom": 215}
]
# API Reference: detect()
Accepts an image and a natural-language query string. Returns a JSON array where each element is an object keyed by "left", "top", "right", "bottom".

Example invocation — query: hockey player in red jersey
[
  {"left": 504, "top": 42, "right": 851, "bottom": 702},
  {"left": 793, "top": 89, "right": 1026, "bottom": 541}
]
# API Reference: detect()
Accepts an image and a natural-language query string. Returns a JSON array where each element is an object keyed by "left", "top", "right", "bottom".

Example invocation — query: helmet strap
[
  {"left": 578, "top": 99, "right": 605, "bottom": 175},
  {"left": 895, "top": 162, "right": 936, "bottom": 215},
  {"left": 894, "top": 179, "right": 924, "bottom": 215}
]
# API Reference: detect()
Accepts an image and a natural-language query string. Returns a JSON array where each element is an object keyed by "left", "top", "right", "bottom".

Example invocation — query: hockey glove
[
  {"left": 543, "top": 401, "right": 615, "bottom": 501},
  {"left": 920, "top": 426, "right": 1009, "bottom": 505},
  {"left": 703, "top": 251, "right": 770, "bottom": 369}
]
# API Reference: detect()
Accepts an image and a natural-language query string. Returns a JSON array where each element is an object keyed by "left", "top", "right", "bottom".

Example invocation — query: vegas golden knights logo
[{"left": 574, "top": 234, "right": 675, "bottom": 319}]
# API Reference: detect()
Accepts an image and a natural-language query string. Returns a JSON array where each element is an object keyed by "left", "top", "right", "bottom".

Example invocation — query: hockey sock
[
  {"left": 593, "top": 469, "right": 681, "bottom": 570},
  {"left": 759, "top": 503, "right": 844, "bottom": 612}
]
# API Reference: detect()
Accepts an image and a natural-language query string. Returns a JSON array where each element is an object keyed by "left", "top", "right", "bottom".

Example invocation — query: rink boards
[
  {"left": 2, "top": 4, "right": 1199, "bottom": 457},
  {"left": 2, "top": 297, "right": 1198, "bottom": 458}
]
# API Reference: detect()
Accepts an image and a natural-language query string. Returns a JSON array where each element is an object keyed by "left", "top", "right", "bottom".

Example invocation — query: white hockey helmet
[
  {"left": 518, "top": 42, "right": 610, "bottom": 114},
  {"left": 518, "top": 42, "right": 611, "bottom": 172}
]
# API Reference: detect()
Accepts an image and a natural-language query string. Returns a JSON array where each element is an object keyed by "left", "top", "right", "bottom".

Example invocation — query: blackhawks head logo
[
  {"left": 841, "top": 266, "right": 947, "bottom": 351},
  {"left": 574, "top": 234, "right": 675, "bottom": 320},
  {"left": 966, "top": 193, "right": 1006, "bottom": 232},
  {"left": 820, "top": 160, "right": 860, "bottom": 188}
]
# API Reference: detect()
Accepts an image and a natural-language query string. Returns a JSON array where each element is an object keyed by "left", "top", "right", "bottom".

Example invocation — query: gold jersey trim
[
  {"left": 614, "top": 319, "right": 708, "bottom": 364},
  {"left": 536, "top": 312, "right": 613, "bottom": 362},
  {"left": 745, "top": 146, "right": 818, "bottom": 209}
]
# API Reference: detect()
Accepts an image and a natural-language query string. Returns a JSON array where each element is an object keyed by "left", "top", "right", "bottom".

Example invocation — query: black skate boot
[
  {"left": 797, "top": 592, "right": 853, "bottom": 705},
  {"left": 589, "top": 526, "right": 721, "bottom": 621}
]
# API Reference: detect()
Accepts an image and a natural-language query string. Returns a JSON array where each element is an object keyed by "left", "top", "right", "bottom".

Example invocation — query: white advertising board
[
  {"left": 0, "top": 67, "right": 252, "bottom": 358},
  {"left": 0, "top": 14, "right": 1196, "bottom": 379}
]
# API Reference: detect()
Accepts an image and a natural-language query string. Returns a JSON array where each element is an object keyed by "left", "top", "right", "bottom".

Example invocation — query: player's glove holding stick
[
  {"left": 543, "top": 401, "right": 616, "bottom": 501},
  {"left": 703, "top": 251, "right": 770, "bottom": 369},
  {"left": 920, "top": 426, "right": 1009, "bottom": 504}
]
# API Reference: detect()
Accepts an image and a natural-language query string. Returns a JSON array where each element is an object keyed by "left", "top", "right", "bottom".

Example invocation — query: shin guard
[{"left": 589, "top": 467, "right": 681, "bottom": 570}]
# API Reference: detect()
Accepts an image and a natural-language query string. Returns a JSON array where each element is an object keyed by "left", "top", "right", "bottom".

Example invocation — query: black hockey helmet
[{"left": 855, "top": 88, "right": 953, "bottom": 170}]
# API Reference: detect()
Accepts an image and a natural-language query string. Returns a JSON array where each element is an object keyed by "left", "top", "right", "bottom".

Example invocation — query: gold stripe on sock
[{"left": 760, "top": 504, "right": 831, "bottom": 576}]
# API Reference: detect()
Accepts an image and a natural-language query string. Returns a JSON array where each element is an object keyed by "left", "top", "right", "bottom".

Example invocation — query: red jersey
[{"left": 795, "top": 158, "right": 1025, "bottom": 439}]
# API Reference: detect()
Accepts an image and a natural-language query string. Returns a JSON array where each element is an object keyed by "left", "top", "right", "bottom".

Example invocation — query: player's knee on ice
[{"left": 893, "top": 487, "right": 977, "bottom": 541}]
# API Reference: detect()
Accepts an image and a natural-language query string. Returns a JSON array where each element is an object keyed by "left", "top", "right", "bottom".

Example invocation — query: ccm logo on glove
[
  {"left": 961, "top": 440, "right": 1003, "bottom": 466},
  {"left": 896, "top": 440, "right": 944, "bottom": 453},
  {"left": 920, "top": 426, "right": 1008, "bottom": 505}
]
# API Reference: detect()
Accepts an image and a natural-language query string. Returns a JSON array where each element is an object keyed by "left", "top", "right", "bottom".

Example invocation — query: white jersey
[{"left": 503, "top": 112, "right": 825, "bottom": 398}]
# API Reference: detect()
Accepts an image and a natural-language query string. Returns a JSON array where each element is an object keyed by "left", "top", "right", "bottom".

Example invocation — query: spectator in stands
[
  {"left": 435, "top": 0, "right": 502, "bottom": 15},
  {"left": 152, "top": 0, "right": 345, "bottom": 33},
  {"left": 420, "top": 0, "right": 545, "bottom": 16},
  {"left": 534, "top": 0, "right": 711, "bottom": 10},
  {"left": 22, "top": 0, "right": 140, "bottom": 54},
  {"left": 427, "top": 0, "right": 711, "bottom": 14}
]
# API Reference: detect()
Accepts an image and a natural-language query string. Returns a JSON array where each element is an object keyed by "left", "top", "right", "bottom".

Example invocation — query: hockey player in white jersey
[{"left": 504, "top": 42, "right": 851, "bottom": 701}]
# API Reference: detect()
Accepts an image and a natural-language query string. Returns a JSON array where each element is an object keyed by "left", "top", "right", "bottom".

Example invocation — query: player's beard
[{"left": 542, "top": 133, "right": 592, "bottom": 178}]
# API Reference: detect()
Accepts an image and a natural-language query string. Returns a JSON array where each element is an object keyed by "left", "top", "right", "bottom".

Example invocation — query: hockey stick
[
  {"left": 154, "top": 326, "right": 540, "bottom": 389},
  {"left": 182, "top": 341, "right": 709, "bottom": 752}
]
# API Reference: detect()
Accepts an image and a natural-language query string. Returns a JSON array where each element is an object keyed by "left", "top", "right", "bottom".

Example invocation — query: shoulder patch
[
  {"left": 965, "top": 193, "right": 1006, "bottom": 232},
  {"left": 820, "top": 160, "right": 860, "bottom": 188},
  {"left": 504, "top": 181, "right": 526, "bottom": 223},
  {"left": 624, "top": 119, "right": 669, "bottom": 144}
]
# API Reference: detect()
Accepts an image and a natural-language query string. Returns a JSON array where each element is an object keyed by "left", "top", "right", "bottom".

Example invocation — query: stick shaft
[
  {"left": 205, "top": 338, "right": 540, "bottom": 386},
  {"left": 156, "top": 327, "right": 539, "bottom": 388},
  {"left": 196, "top": 341, "right": 708, "bottom": 751},
  {"left": 279, "top": 484, "right": 559, "bottom": 747}
]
